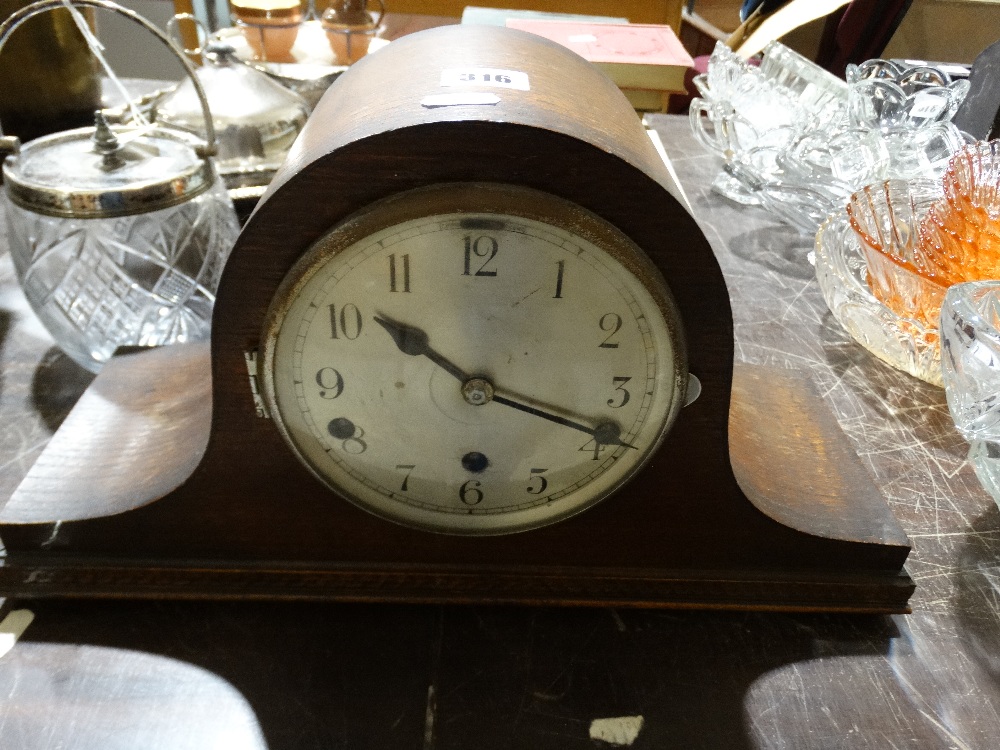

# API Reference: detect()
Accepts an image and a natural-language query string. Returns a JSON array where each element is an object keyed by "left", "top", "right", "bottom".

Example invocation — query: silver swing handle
[{"left": 0, "top": 0, "right": 218, "bottom": 158}]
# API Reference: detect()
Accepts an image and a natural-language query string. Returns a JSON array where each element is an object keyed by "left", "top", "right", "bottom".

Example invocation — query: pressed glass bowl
[
  {"left": 691, "top": 41, "right": 756, "bottom": 101},
  {"left": 858, "top": 230, "right": 950, "bottom": 330},
  {"left": 943, "top": 140, "right": 1000, "bottom": 215},
  {"left": 941, "top": 281, "right": 1000, "bottom": 439},
  {"left": 814, "top": 211, "right": 943, "bottom": 385},
  {"left": 847, "top": 179, "right": 942, "bottom": 269},
  {"left": 940, "top": 280, "right": 1000, "bottom": 507},
  {"left": 756, "top": 41, "right": 848, "bottom": 127},
  {"left": 847, "top": 179, "right": 952, "bottom": 328},
  {"left": 690, "top": 41, "right": 848, "bottom": 210},
  {"left": 920, "top": 141, "right": 1000, "bottom": 282},
  {"left": 846, "top": 58, "right": 970, "bottom": 130}
]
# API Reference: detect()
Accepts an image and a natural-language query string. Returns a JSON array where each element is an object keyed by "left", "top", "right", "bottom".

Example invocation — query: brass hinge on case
[{"left": 244, "top": 349, "right": 270, "bottom": 419}]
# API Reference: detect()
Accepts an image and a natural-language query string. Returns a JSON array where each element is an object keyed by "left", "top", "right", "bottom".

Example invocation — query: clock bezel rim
[{"left": 257, "top": 181, "right": 690, "bottom": 535}]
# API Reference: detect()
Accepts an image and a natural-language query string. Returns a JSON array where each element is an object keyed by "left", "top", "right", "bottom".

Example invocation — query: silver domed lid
[{"left": 155, "top": 41, "right": 310, "bottom": 178}]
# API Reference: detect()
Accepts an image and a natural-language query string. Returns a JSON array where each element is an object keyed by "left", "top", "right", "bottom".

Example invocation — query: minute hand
[{"left": 490, "top": 391, "right": 637, "bottom": 449}]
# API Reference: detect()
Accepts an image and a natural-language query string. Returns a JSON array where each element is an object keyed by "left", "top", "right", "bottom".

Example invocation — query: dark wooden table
[{"left": 1, "top": 114, "right": 998, "bottom": 749}]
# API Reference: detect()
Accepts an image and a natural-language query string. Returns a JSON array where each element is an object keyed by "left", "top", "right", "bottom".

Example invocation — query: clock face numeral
[
  {"left": 328, "top": 303, "right": 363, "bottom": 340},
  {"left": 265, "top": 194, "right": 681, "bottom": 535},
  {"left": 396, "top": 464, "right": 416, "bottom": 491},
  {"left": 315, "top": 367, "right": 344, "bottom": 399},
  {"left": 553, "top": 260, "right": 566, "bottom": 299},
  {"left": 598, "top": 313, "right": 623, "bottom": 348},
  {"left": 608, "top": 377, "right": 632, "bottom": 409},
  {"left": 527, "top": 468, "right": 548, "bottom": 494},
  {"left": 459, "top": 479, "right": 484, "bottom": 505},
  {"left": 327, "top": 418, "right": 367, "bottom": 454},
  {"left": 579, "top": 437, "right": 609, "bottom": 461},
  {"left": 463, "top": 235, "right": 499, "bottom": 277},
  {"left": 388, "top": 253, "right": 411, "bottom": 293}
]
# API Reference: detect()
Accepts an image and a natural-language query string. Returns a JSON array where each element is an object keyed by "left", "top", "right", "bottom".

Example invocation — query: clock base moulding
[{"left": 0, "top": 343, "right": 913, "bottom": 613}]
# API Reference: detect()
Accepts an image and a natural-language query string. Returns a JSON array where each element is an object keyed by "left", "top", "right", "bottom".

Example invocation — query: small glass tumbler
[
  {"left": 321, "top": 0, "right": 384, "bottom": 65},
  {"left": 230, "top": 0, "right": 303, "bottom": 63}
]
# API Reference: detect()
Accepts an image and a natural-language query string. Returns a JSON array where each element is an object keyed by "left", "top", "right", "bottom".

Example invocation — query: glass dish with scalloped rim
[{"left": 846, "top": 58, "right": 970, "bottom": 131}]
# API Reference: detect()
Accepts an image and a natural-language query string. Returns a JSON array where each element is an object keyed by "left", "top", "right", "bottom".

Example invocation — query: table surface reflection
[{"left": 0, "top": 114, "right": 997, "bottom": 750}]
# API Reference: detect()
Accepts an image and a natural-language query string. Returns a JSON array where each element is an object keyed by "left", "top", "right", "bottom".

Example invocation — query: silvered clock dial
[{"left": 260, "top": 183, "right": 688, "bottom": 534}]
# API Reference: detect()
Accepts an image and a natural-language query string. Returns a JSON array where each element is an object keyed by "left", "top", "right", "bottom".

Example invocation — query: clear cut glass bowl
[
  {"left": 689, "top": 41, "right": 848, "bottom": 209},
  {"left": 814, "top": 210, "right": 943, "bottom": 385},
  {"left": 941, "top": 281, "right": 1000, "bottom": 507},
  {"left": 3, "top": 183, "right": 240, "bottom": 372}
]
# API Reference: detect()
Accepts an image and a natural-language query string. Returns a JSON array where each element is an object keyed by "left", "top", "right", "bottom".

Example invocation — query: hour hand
[{"left": 373, "top": 314, "right": 467, "bottom": 381}]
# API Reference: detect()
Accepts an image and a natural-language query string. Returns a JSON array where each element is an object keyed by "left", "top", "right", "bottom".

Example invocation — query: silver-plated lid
[
  {"left": 2, "top": 113, "right": 216, "bottom": 218},
  {"left": 154, "top": 42, "right": 309, "bottom": 180}
]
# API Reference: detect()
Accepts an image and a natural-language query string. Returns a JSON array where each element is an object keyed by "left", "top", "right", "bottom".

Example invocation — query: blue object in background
[{"left": 741, "top": 0, "right": 793, "bottom": 21}]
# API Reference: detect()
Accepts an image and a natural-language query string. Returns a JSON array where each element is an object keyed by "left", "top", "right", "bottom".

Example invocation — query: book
[
  {"left": 461, "top": 7, "right": 628, "bottom": 27},
  {"left": 505, "top": 19, "right": 694, "bottom": 93},
  {"left": 621, "top": 87, "right": 670, "bottom": 113}
]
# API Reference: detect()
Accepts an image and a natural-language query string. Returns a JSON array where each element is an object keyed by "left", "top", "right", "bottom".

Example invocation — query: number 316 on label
[{"left": 440, "top": 68, "right": 531, "bottom": 91}]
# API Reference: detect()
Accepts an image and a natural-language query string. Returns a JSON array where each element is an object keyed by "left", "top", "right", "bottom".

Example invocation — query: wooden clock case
[{"left": 0, "top": 26, "right": 913, "bottom": 611}]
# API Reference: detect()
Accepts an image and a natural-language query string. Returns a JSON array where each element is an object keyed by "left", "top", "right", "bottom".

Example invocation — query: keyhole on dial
[{"left": 462, "top": 452, "right": 490, "bottom": 473}]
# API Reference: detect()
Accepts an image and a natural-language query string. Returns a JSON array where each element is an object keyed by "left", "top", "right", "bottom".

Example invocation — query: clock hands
[
  {"left": 491, "top": 393, "right": 635, "bottom": 449},
  {"left": 373, "top": 314, "right": 636, "bottom": 449},
  {"left": 373, "top": 314, "right": 466, "bottom": 381}
]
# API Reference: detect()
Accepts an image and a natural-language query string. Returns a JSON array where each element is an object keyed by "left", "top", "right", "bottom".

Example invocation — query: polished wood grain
[
  {"left": 0, "top": 26, "right": 911, "bottom": 611},
  {"left": 0, "top": 343, "right": 210, "bottom": 523}
]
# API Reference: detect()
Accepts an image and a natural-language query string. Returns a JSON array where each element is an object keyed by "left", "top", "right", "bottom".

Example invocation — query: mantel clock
[{"left": 0, "top": 26, "right": 913, "bottom": 611}]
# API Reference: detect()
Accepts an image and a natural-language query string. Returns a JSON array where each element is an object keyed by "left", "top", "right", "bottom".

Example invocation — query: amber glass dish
[
  {"left": 847, "top": 179, "right": 950, "bottom": 327},
  {"left": 919, "top": 142, "right": 1000, "bottom": 283}
]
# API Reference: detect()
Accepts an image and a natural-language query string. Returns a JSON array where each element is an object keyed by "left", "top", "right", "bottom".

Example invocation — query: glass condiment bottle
[
  {"left": 321, "top": 0, "right": 383, "bottom": 65},
  {"left": 230, "top": 0, "right": 303, "bottom": 63}
]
